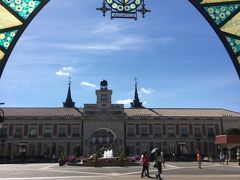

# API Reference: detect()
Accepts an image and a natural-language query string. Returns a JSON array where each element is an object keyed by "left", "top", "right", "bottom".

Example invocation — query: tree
[{"left": 225, "top": 128, "right": 240, "bottom": 135}]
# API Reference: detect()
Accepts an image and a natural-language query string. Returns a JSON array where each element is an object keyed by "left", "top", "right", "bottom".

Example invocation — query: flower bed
[{"left": 67, "top": 156, "right": 139, "bottom": 167}]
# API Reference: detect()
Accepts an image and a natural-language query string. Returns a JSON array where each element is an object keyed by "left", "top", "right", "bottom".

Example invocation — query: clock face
[
  {"left": 101, "top": 94, "right": 107, "bottom": 101},
  {"left": 106, "top": 0, "right": 143, "bottom": 12}
]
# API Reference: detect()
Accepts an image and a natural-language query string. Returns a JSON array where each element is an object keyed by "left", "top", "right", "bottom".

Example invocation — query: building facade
[{"left": 1, "top": 80, "right": 240, "bottom": 160}]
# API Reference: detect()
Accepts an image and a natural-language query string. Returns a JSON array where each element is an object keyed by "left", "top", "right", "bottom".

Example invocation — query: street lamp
[
  {"left": 19, "top": 142, "right": 27, "bottom": 164},
  {"left": 0, "top": 103, "right": 5, "bottom": 129},
  {"left": 1, "top": 139, "right": 6, "bottom": 157}
]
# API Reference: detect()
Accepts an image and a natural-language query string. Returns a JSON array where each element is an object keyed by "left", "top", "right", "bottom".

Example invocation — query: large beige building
[{"left": 1, "top": 80, "right": 240, "bottom": 161}]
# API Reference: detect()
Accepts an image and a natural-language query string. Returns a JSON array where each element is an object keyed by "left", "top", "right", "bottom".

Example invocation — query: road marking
[
  {"left": 1, "top": 174, "right": 240, "bottom": 180},
  {"left": 0, "top": 176, "right": 107, "bottom": 180},
  {"left": 43, "top": 169, "right": 108, "bottom": 175},
  {"left": 40, "top": 163, "right": 58, "bottom": 169}
]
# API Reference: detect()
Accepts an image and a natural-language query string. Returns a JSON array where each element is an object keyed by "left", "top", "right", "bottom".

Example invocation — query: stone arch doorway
[{"left": 90, "top": 128, "right": 117, "bottom": 154}]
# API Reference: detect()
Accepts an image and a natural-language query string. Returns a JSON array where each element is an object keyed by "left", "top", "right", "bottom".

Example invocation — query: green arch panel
[
  {"left": 0, "top": 0, "right": 49, "bottom": 78},
  {"left": 190, "top": 0, "right": 240, "bottom": 78}
]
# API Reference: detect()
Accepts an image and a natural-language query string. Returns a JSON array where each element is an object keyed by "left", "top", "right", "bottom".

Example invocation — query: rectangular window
[
  {"left": 141, "top": 126, "right": 148, "bottom": 137},
  {"left": 155, "top": 142, "right": 161, "bottom": 149},
  {"left": 180, "top": 127, "right": 189, "bottom": 137},
  {"left": 15, "top": 127, "right": 22, "bottom": 138},
  {"left": 179, "top": 143, "right": 188, "bottom": 154},
  {"left": 72, "top": 127, "right": 80, "bottom": 137},
  {"left": 140, "top": 143, "right": 148, "bottom": 152},
  {"left": 127, "top": 126, "right": 135, "bottom": 137},
  {"left": 29, "top": 128, "right": 37, "bottom": 138},
  {"left": 43, "top": 144, "right": 51, "bottom": 156},
  {"left": 44, "top": 127, "right": 52, "bottom": 137},
  {"left": 58, "top": 127, "right": 66, "bottom": 137},
  {"left": 128, "top": 144, "right": 135, "bottom": 155},
  {"left": 194, "top": 127, "right": 201, "bottom": 137},
  {"left": 28, "top": 144, "right": 35, "bottom": 156},
  {"left": 168, "top": 142, "right": 176, "bottom": 154},
  {"left": 0, "top": 128, "right": 7, "bottom": 138},
  {"left": 207, "top": 128, "right": 214, "bottom": 137},
  {"left": 167, "top": 126, "right": 175, "bottom": 137},
  {"left": 154, "top": 126, "right": 162, "bottom": 137}
]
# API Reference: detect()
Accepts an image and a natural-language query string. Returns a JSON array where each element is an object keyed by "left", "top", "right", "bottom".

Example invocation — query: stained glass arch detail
[
  {"left": 0, "top": 0, "right": 49, "bottom": 78},
  {"left": 190, "top": 0, "right": 240, "bottom": 78}
]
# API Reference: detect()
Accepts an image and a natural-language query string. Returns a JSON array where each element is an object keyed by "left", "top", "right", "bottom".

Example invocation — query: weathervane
[{"left": 97, "top": 0, "right": 151, "bottom": 20}]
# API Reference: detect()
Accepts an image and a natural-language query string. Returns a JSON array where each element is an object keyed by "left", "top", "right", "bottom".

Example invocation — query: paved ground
[{"left": 0, "top": 162, "right": 239, "bottom": 180}]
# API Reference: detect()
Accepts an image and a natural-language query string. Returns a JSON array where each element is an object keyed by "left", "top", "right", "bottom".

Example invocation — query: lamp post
[
  {"left": 0, "top": 103, "right": 5, "bottom": 162},
  {"left": 196, "top": 138, "right": 200, "bottom": 152},
  {"left": 0, "top": 102, "right": 5, "bottom": 129},
  {"left": 19, "top": 142, "right": 27, "bottom": 164},
  {"left": 1, "top": 139, "right": 6, "bottom": 157}
]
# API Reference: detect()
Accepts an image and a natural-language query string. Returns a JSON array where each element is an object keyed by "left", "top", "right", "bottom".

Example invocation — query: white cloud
[
  {"left": 43, "top": 35, "right": 174, "bottom": 53},
  {"left": 141, "top": 88, "right": 154, "bottom": 95},
  {"left": 92, "top": 22, "right": 121, "bottom": 35},
  {"left": 62, "top": 67, "right": 74, "bottom": 72},
  {"left": 80, "top": 82, "right": 97, "bottom": 89},
  {"left": 55, "top": 67, "right": 74, "bottom": 77},
  {"left": 155, "top": 37, "right": 175, "bottom": 45},
  {"left": 116, "top": 99, "right": 132, "bottom": 105},
  {"left": 55, "top": 70, "right": 69, "bottom": 77}
]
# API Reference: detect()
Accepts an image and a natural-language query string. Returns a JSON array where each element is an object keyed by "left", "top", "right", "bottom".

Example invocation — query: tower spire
[
  {"left": 63, "top": 77, "right": 75, "bottom": 108},
  {"left": 130, "top": 78, "right": 144, "bottom": 108}
]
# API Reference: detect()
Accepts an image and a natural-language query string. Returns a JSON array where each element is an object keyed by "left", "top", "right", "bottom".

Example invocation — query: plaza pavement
[{"left": 0, "top": 162, "right": 239, "bottom": 180}]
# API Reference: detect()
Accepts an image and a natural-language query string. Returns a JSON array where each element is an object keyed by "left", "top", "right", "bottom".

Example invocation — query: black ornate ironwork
[
  {"left": 137, "top": 1, "right": 151, "bottom": 18},
  {"left": 97, "top": 0, "right": 151, "bottom": 20},
  {"left": 96, "top": 1, "right": 111, "bottom": 17}
]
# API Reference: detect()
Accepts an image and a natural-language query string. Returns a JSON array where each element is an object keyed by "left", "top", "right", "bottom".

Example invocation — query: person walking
[
  {"left": 141, "top": 151, "right": 150, "bottom": 178},
  {"left": 219, "top": 151, "right": 225, "bottom": 165},
  {"left": 160, "top": 152, "right": 165, "bottom": 168},
  {"left": 196, "top": 151, "right": 202, "bottom": 169},
  {"left": 155, "top": 151, "right": 163, "bottom": 180},
  {"left": 172, "top": 152, "right": 176, "bottom": 162},
  {"left": 236, "top": 149, "right": 240, "bottom": 166}
]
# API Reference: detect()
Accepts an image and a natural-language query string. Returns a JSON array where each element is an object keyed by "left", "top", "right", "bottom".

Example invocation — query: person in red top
[
  {"left": 196, "top": 151, "right": 202, "bottom": 169},
  {"left": 141, "top": 151, "right": 150, "bottom": 178}
]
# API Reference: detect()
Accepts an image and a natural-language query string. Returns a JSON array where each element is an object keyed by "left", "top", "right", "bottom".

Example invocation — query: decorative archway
[
  {"left": 0, "top": 0, "right": 49, "bottom": 78},
  {"left": 190, "top": 0, "right": 240, "bottom": 79},
  {"left": 1, "top": 0, "right": 240, "bottom": 78},
  {"left": 90, "top": 128, "right": 117, "bottom": 153},
  {"left": 91, "top": 128, "right": 117, "bottom": 143}
]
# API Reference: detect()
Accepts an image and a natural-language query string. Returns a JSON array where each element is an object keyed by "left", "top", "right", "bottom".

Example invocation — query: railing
[
  {"left": 58, "top": 134, "right": 66, "bottom": 137},
  {"left": 194, "top": 134, "right": 202, "bottom": 137},
  {"left": 43, "top": 133, "right": 52, "bottom": 138},
  {"left": 141, "top": 133, "right": 148, "bottom": 137},
  {"left": 180, "top": 134, "right": 189, "bottom": 138},
  {"left": 127, "top": 133, "right": 135, "bottom": 137},
  {"left": 72, "top": 134, "right": 81, "bottom": 137},
  {"left": 207, "top": 133, "right": 215, "bottom": 137},
  {"left": 14, "top": 134, "right": 23, "bottom": 138},
  {"left": 167, "top": 134, "right": 175, "bottom": 138},
  {"left": 154, "top": 134, "right": 162, "bottom": 137},
  {"left": 28, "top": 134, "right": 37, "bottom": 138}
]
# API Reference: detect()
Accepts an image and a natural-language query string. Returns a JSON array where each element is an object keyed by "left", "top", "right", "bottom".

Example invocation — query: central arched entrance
[{"left": 90, "top": 128, "right": 116, "bottom": 154}]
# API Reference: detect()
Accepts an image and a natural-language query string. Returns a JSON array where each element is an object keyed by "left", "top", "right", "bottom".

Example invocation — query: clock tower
[
  {"left": 83, "top": 80, "right": 123, "bottom": 114},
  {"left": 96, "top": 80, "right": 112, "bottom": 108}
]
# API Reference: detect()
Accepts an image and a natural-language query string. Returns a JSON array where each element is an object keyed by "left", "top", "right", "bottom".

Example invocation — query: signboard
[{"left": 97, "top": 0, "right": 150, "bottom": 20}]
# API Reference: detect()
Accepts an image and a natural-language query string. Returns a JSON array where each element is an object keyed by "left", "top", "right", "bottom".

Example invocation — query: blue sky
[{"left": 1, "top": 0, "right": 240, "bottom": 111}]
